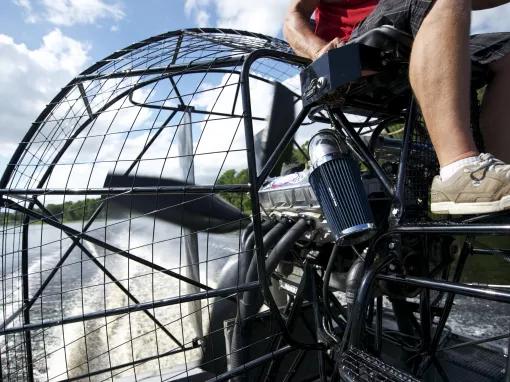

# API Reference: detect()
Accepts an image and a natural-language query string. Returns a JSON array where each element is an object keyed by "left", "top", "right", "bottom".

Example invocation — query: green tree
[
  {"left": 39, "top": 198, "right": 104, "bottom": 222},
  {"left": 217, "top": 169, "right": 251, "bottom": 213}
]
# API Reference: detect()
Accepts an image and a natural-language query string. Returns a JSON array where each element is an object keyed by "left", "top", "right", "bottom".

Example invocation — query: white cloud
[
  {"left": 14, "top": 0, "right": 125, "bottom": 26},
  {"left": 215, "top": 0, "right": 289, "bottom": 36},
  {"left": 0, "top": 29, "right": 90, "bottom": 166},
  {"left": 185, "top": 0, "right": 212, "bottom": 26},
  {"left": 185, "top": 0, "right": 290, "bottom": 37},
  {"left": 472, "top": 4, "right": 510, "bottom": 34},
  {"left": 13, "top": 0, "right": 38, "bottom": 23},
  {"left": 195, "top": 10, "right": 211, "bottom": 26}
]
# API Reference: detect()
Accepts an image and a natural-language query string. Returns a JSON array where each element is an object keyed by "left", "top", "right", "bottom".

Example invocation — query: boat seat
[
  {"left": 349, "top": 25, "right": 413, "bottom": 59},
  {"left": 300, "top": 24, "right": 487, "bottom": 117},
  {"left": 300, "top": 25, "right": 416, "bottom": 114},
  {"left": 339, "top": 27, "right": 414, "bottom": 116}
]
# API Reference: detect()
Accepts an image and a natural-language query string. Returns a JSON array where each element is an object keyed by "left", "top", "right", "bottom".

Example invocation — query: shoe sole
[{"left": 431, "top": 195, "right": 510, "bottom": 215}]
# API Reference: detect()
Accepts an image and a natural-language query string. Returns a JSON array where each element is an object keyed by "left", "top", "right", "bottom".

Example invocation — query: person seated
[{"left": 284, "top": 0, "right": 510, "bottom": 215}]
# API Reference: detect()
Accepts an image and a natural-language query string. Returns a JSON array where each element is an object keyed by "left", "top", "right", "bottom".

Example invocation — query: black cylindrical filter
[{"left": 308, "top": 130, "right": 375, "bottom": 244}]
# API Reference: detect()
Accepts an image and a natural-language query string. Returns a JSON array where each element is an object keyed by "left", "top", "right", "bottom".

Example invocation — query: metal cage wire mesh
[{"left": 0, "top": 28, "right": 305, "bottom": 381}]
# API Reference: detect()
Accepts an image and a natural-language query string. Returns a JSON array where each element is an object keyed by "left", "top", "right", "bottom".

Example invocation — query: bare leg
[
  {"left": 409, "top": 0, "right": 479, "bottom": 167},
  {"left": 481, "top": 53, "right": 510, "bottom": 162}
]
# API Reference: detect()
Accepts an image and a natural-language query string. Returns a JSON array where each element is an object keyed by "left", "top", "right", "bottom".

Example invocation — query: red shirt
[{"left": 315, "top": 0, "right": 378, "bottom": 42}]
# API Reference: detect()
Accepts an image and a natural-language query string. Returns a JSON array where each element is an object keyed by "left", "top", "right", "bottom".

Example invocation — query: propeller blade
[
  {"left": 104, "top": 174, "right": 247, "bottom": 233},
  {"left": 184, "top": 229, "right": 203, "bottom": 338},
  {"left": 176, "top": 109, "right": 195, "bottom": 183},
  {"left": 177, "top": 110, "right": 203, "bottom": 338},
  {"left": 255, "top": 82, "right": 296, "bottom": 177}
]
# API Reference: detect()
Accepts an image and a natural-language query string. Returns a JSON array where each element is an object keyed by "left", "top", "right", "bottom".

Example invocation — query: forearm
[
  {"left": 473, "top": 0, "right": 510, "bottom": 10},
  {"left": 284, "top": 5, "right": 325, "bottom": 59}
]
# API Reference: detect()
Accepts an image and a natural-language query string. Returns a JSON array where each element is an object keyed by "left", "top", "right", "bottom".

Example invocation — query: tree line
[{"left": 0, "top": 198, "right": 104, "bottom": 224}]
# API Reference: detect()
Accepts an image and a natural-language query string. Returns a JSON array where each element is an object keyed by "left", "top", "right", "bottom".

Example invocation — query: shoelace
[{"left": 467, "top": 153, "right": 510, "bottom": 182}]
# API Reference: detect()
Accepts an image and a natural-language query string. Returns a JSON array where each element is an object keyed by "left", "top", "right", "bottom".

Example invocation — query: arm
[
  {"left": 283, "top": 0, "right": 342, "bottom": 60},
  {"left": 473, "top": 0, "right": 510, "bottom": 10}
]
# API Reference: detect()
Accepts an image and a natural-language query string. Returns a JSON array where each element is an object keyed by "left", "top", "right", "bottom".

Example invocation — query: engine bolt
[{"left": 388, "top": 242, "right": 396, "bottom": 250}]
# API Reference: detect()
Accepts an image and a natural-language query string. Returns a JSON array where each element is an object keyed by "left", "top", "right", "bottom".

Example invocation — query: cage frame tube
[
  {"left": 346, "top": 254, "right": 396, "bottom": 349},
  {"left": 394, "top": 97, "right": 418, "bottom": 221},
  {"left": 262, "top": 262, "right": 313, "bottom": 382},
  {"left": 0, "top": 184, "right": 250, "bottom": 196},
  {"left": 78, "top": 56, "right": 244, "bottom": 82},
  {"left": 241, "top": 48, "right": 325, "bottom": 353},
  {"left": 377, "top": 274, "right": 510, "bottom": 304},
  {"left": 21, "top": 214, "right": 34, "bottom": 382},
  {"left": 391, "top": 224, "right": 510, "bottom": 235},
  {"left": 429, "top": 242, "right": 470, "bottom": 352}
]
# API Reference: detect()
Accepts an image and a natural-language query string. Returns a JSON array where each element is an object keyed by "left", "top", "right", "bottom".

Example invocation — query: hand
[{"left": 312, "top": 37, "right": 344, "bottom": 60}]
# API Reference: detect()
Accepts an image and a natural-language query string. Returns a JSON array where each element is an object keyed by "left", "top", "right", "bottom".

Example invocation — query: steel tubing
[{"left": 377, "top": 274, "right": 510, "bottom": 304}]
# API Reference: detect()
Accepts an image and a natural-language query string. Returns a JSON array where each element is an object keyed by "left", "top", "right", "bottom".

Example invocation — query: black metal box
[{"left": 300, "top": 43, "right": 364, "bottom": 107}]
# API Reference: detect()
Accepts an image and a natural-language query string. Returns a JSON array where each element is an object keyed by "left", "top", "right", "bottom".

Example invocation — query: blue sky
[
  {"left": 0, "top": 0, "right": 509, "bottom": 177},
  {"left": 0, "top": 1, "right": 200, "bottom": 60}
]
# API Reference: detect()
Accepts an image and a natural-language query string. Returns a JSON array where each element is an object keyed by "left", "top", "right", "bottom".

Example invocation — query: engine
[{"left": 256, "top": 129, "right": 452, "bottom": 300}]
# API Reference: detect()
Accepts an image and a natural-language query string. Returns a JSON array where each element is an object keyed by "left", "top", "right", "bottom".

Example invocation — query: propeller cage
[{"left": 308, "top": 130, "right": 376, "bottom": 244}]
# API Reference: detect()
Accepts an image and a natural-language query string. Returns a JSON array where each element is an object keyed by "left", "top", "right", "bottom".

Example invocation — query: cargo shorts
[{"left": 350, "top": 0, "right": 510, "bottom": 66}]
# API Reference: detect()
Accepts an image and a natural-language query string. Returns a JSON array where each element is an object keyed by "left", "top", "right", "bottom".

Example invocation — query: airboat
[{"left": 0, "top": 27, "right": 509, "bottom": 381}]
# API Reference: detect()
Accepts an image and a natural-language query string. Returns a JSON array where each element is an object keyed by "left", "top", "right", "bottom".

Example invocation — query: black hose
[
  {"left": 241, "top": 221, "right": 254, "bottom": 246},
  {"left": 345, "top": 258, "right": 366, "bottom": 315},
  {"left": 239, "top": 220, "right": 275, "bottom": 289},
  {"left": 243, "top": 220, "right": 274, "bottom": 252},
  {"left": 243, "top": 219, "right": 308, "bottom": 308},
  {"left": 239, "top": 219, "right": 291, "bottom": 318},
  {"left": 266, "top": 219, "right": 308, "bottom": 273},
  {"left": 261, "top": 219, "right": 293, "bottom": 256},
  {"left": 239, "top": 231, "right": 255, "bottom": 285},
  {"left": 246, "top": 219, "right": 295, "bottom": 281}
]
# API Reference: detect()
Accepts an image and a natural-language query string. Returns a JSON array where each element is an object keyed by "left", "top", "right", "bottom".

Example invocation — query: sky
[{"left": 0, "top": 0, "right": 509, "bottom": 179}]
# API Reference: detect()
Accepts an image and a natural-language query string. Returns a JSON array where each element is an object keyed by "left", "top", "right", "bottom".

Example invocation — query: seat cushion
[{"left": 349, "top": 25, "right": 413, "bottom": 58}]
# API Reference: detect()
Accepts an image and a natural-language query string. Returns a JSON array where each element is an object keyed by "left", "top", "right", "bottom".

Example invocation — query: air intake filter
[{"left": 308, "top": 130, "right": 375, "bottom": 244}]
